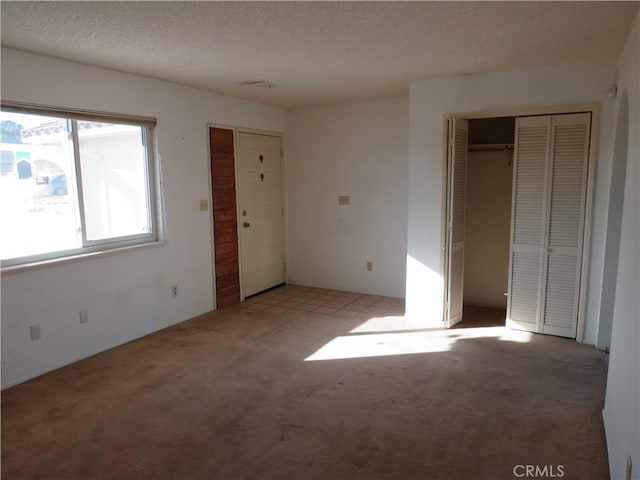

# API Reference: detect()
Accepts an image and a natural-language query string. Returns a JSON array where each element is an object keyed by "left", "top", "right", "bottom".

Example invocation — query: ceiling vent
[{"left": 239, "top": 80, "right": 276, "bottom": 89}]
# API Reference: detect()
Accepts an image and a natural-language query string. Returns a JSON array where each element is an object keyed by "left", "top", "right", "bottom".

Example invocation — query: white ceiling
[{"left": 1, "top": 1, "right": 638, "bottom": 108}]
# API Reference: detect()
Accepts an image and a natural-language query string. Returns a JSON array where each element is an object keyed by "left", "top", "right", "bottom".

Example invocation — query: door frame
[
  {"left": 442, "top": 103, "right": 600, "bottom": 342},
  {"left": 206, "top": 123, "right": 287, "bottom": 306}
]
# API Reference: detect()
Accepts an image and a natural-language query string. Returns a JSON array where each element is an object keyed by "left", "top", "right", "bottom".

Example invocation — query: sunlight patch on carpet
[{"left": 305, "top": 320, "right": 533, "bottom": 361}]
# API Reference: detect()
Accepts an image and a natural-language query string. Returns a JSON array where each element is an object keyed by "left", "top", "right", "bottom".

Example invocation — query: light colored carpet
[{"left": 1, "top": 286, "right": 608, "bottom": 479}]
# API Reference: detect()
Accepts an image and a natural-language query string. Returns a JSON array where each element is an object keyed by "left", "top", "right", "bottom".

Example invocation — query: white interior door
[
  {"left": 445, "top": 118, "right": 468, "bottom": 327},
  {"left": 507, "top": 113, "right": 590, "bottom": 338},
  {"left": 237, "top": 132, "right": 284, "bottom": 297},
  {"left": 507, "top": 116, "right": 551, "bottom": 333},
  {"left": 540, "top": 113, "right": 591, "bottom": 337}
]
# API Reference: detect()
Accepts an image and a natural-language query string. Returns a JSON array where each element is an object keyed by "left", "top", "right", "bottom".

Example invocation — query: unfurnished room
[{"left": 1, "top": 2, "right": 639, "bottom": 479}]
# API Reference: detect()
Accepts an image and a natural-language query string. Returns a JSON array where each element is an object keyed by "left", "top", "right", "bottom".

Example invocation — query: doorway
[
  {"left": 444, "top": 108, "right": 595, "bottom": 340},
  {"left": 209, "top": 127, "right": 285, "bottom": 308},
  {"left": 461, "top": 117, "right": 515, "bottom": 328}
]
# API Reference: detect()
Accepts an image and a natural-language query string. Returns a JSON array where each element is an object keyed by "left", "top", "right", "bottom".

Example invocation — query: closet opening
[
  {"left": 444, "top": 106, "right": 596, "bottom": 341},
  {"left": 459, "top": 117, "right": 515, "bottom": 328}
]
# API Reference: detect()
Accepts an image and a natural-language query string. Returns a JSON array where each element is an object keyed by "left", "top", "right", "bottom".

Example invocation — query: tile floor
[{"left": 238, "top": 284, "right": 405, "bottom": 317}]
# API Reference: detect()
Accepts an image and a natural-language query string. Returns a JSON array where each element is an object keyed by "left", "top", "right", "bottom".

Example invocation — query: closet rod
[{"left": 468, "top": 144, "right": 514, "bottom": 152}]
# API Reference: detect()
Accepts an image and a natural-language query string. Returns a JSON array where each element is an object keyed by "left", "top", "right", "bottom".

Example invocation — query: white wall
[
  {"left": 406, "top": 62, "right": 617, "bottom": 342},
  {"left": 0, "top": 48, "right": 286, "bottom": 388},
  {"left": 286, "top": 97, "right": 409, "bottom": 298},
  {"left": 603, "top": 13, "right": 640, "bottom": 480},
  {"left": 463, "top": 149, "right": 512, "bottom": 309}
]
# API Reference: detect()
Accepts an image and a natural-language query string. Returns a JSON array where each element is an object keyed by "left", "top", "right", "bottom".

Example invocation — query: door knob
[{"left": 243, "top": 222, "right": 251, "bottom": 228}]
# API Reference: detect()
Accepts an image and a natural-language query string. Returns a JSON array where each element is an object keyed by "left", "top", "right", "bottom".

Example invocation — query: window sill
[{"left": 0, "top": 241, "right": 168, "bottom": 276}]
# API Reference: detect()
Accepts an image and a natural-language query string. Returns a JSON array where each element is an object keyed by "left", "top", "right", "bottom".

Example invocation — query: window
[{"left": 0, "top": 103, "right": 159, "bottom": 267}]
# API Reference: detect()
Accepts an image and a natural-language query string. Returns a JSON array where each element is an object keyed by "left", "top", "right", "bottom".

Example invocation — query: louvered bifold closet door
[
  {"left": 540, "top": 113, "right": 591, "bottom": 338},
  {"left": 507, "top": 116, "right": 551, "bottom": 333},
  {"left": 445, "top": 118, "right": 468, "bottom": 327}
]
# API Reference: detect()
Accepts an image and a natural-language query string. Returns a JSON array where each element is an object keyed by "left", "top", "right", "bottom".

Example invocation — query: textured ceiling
[{"left": 1, "top": 1, "right": 638, "bottom": 107}]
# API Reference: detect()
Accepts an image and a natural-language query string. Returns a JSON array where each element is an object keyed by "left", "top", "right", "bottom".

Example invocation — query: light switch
[
  {"left": 30, "top": 325, "right": 41, "bottom": 341},
  {"left": 338, "top": 195, "right": 350, "bottom": 206},
  {"left": 200, "top": 199, "right": 208, "bottom": 211}
]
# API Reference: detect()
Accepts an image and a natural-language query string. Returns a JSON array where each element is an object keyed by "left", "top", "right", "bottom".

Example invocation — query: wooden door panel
[{"left": 210, "top": 127, "right": 240, "bottom": 308}]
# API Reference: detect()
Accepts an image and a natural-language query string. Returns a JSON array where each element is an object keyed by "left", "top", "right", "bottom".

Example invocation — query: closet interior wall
[{"left": 463, "top": 117, "right": 515, "bottom": 311}]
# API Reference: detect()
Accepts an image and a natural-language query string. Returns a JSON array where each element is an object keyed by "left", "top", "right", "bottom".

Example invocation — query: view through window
[{"left": 0, "top": 107, "right": 156, "bottom": 266}]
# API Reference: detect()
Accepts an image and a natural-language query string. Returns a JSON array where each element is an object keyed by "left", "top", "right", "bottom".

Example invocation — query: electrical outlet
[
  {"left": 367, "top": 261, "right": 373, "bottom": 271},
  {"left": 338, "top": 195, "right": 350, "bottom": 205},
  {"left": 30, "top": 325, "right": 41, "bottom": 341},
  {"left": 79, "top": 308, "right": 89, "bottom": 324},
  {"left": 171, "top": 285, "right": 179, "bottom": 297},
  {"left": 626, "top": 456, "right": 632, "bottom": 480},
  {"left": 200, "top": 199, "right": 208, "bottom": 211}
]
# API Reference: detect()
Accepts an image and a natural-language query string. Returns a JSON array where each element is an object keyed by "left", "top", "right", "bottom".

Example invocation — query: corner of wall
[{"left": 602, "top": 10, "right": 640, "bottom": 480}]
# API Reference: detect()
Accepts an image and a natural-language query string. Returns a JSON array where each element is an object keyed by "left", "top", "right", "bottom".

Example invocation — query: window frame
[{"left": 1, "top": 101, "right": 160, "bottom": 269}]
